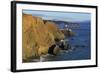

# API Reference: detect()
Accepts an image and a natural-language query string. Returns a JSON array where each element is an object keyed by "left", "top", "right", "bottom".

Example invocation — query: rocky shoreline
[{"left": 22, "top": 14, "right": 75, "bottom": 62}]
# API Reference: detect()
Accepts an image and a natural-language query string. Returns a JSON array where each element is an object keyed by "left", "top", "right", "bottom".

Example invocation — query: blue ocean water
[
  {"left": 45, "top": 21, "right": 91, "bottom": 61},
  {"left": 65, "top": 21, "right": 91, "bottom": 60}
]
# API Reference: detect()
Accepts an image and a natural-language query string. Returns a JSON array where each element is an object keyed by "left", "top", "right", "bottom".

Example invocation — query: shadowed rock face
[{"left": 22, "top": 14, "right": 65, "bottom": 62}]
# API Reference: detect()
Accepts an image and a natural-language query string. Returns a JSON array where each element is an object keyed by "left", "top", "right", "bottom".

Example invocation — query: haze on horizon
[{"left": 23, "top": 10, "right": 91, "bottom": 22}]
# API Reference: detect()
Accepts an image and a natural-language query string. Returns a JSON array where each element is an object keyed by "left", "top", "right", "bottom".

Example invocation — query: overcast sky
[{"left": 23, "top": 10, "right": 91, "bottom": 22}]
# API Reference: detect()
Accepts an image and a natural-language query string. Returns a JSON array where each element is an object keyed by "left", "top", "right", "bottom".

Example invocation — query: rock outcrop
[{"left": 61, "top": 29, "right": 74, "bottom": 38}]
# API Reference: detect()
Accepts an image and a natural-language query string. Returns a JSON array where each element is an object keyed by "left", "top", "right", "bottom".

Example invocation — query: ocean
[{"left": 43, "top": 21, "right": 91, "bottom": 61}]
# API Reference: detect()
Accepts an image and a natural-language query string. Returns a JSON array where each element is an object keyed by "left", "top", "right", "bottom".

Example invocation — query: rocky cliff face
[
  {"left": 22, "top": 14, "right": 65, "bottom": 62},
  {"left": 45, "top": 21, "right": 65, "bottom": 41}
]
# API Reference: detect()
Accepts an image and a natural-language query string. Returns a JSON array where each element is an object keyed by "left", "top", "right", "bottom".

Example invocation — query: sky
[{"left": 23, "top": 10, "right": 91, "bottom": 22}]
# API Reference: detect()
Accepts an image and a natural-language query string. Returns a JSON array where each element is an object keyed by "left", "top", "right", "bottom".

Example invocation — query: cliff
[
  {"left": 45, "top": 21, "right": 65, "bottom": 41},
  {"left": 22, "top": 14, "right": 65, "bottom": 62}
]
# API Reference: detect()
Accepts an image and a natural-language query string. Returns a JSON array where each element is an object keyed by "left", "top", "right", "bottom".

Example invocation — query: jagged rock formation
[
  {"left": 60, "top": 29, "right": 74, "bottom": 38},
  {"left": 22, "top": 14, "right": 65, "bottom": 62}
]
